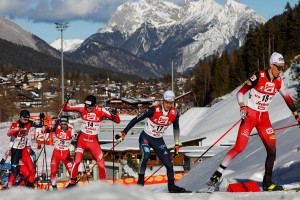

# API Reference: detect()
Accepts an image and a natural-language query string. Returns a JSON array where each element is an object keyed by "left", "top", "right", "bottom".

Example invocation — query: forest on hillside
[
  {"left": 0, "top": 38, "right": 141, "bottom": 83},
  {"left": 186, "top": 1, "right": 300, "bottom": 107}
]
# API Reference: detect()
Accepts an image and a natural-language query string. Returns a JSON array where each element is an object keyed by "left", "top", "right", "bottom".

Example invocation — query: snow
[
  {"left": 1, "top": 65, "right": 300, "bottom": 199},
  {"left": 97, "top": 0, "right": 265, "bottom": 73},
  {"left": 49, "top": 39, "right": 84, "bottom": 53}
]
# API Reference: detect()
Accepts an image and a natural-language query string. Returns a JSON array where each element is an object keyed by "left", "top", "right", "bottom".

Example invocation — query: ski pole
[
  {"left": 42, "top": 121, "right": 49, "bottom": 189},
  {"left": 251, "top": 124, "right": 298, "bottom": 136},
  {"left": 76, "top": 140, "right": 122, "bottom": 184},
  {"left": 274, "top": 124, "right": 298, "bottom": 131},
  {"left": 145, "top": 165, "right": 164, "bottom": 183},
  {"left": 192, "top": 118, "right": 242, "bottom": 164},
  {"left": 112, "top": 112, "right": 115, "bottom": 183},
  {"left": 82, "top": 159, "right": 89, "bottom": 183},
  {"left": 25, "top": 133, "right": 52, "bottom": 184}
]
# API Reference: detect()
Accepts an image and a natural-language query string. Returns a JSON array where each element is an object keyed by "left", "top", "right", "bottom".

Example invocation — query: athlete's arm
[
  {"left": 122, "top": 107, "right": 155, "bottom": 134},
  {"left": 237, "top": 71, "right": 260, "bottom": 107},
  {"left": 63, "top": 104, "right": 85, "bottom": 113},
  {"left": 173, "top": 111, "right": 180, "bottom": 146},
  {"left": 101, "top": 108, "right": 121, "bottom": 123},
  {"left": 7, "top": 123, "right": 20, "bottom": 137},
  {"left": 278, "top": 81, "right": 298, "bottom": 116}
]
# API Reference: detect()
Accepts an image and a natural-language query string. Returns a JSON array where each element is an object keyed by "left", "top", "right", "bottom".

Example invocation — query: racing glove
[
  {"left": 295, "top": 114, "right": 300, "bottom": 126},
  {"left": 240, "top": 106, "right": 248, "bottom": 119},
  {"left": 115, "top": 131, "right": 126, "bottom": 142},
  {"left": 173, "top": 145, "right": 180, "bottom": 158}
]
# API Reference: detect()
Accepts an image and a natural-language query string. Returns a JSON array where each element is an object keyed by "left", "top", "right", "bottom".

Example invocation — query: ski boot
[
  {"left": 52, "top": 185, "right": 58, "bottom": 191},
  {"left": 168, "top": 179, "right": 190, "bottom": 193},
  {"left": 263, "top": 176, "right": 285, "bottom": 191},
  {"left": 65, "top": 183, "right": 76, "bottom": 189},
  {"left": 207, "top": 171, "right": 222, "bottom": 186},
  {"left": 65, "top": 178, "right": 77, "bottom": 189},
  {"left": 26, "top": 182, "right": 35, "bottom": 188},
  {"left": 137, "top": 174, "right": 145, "bottom": 186}
]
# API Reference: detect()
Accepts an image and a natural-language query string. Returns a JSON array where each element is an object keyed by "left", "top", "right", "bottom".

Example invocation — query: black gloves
[
  {"left": 65, "top": 94, "right": 71, "bottom": 102},
  {"left": 110, "top": 108, "right": 117, "bottom": 115},
  {"left": 295, "top": 114, "right": 300, "bottom": 125},
  {"left": 39, "top": 113, "right": 45, "bottom": 120},
  {"left": 115, "top": 131, "right": 125, "bottom": 142},
  {"left": 173, "top": 145, "right": 180, "bottom": 158}
]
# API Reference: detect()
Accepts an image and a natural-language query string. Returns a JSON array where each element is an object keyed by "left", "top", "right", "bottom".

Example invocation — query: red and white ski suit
[
  {"left": 220, "top": 70, "right": 296, "bottom": 178},
  {"left": 7, "top": 120, "right": 41, "bottom": 187},
  {"left": 50, "top": 125, "right": 76, "bottom": 186},
  {"left": 63, "top": 104, "right": 120, "bottom": 183}
]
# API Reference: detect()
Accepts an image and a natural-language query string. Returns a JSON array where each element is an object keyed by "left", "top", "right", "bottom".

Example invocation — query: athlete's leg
[
  {"left": 21, "top": 149, "right": 35, "bottom": 183},
  {"left": 69, "top": 134, "right": 85, "bottom": 184},
  {"left": 138, "top": 132, "right": 151, "bottom": 176},
  {"left": 89, "top": 140, "right": 106, "bottom": 180},
  {"left": 151, "top": 138, "right": 174, "bottom": 180},
  {"left": 18, "top": 165, "right": 27, "bottom": 186},
  {"left": 8, "top": 149, "right": 22, "bottom": 187},
  {"left": 50, "top": 149, "right": 61, "bottom": 186},
  {"left": 257, "top": 113, "right": 276, "bottom": 186},
  {"left": 62, "top": 150, "right": 74, "bottom": 175},
  {"left": 219, "top": 117, "right": 256, "bottom": 171}
]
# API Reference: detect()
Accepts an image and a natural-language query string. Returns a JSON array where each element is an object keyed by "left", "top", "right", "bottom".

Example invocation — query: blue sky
[{"left": 0, "top": 0, "right": 298, "bottom": 43}]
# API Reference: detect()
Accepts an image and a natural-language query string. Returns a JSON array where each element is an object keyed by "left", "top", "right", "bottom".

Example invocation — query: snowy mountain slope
[
  {"left": 0, "top": 15, "right": 60, "bottom": 58},
  {"left": 83, "top": 0, "right": 266, "bottom": 74},
  {"left": 50, "top": 39, "right": 83, "bottom": 53},
  {"left": 69, "top": 41, "right": 168, "bottom": 78}
]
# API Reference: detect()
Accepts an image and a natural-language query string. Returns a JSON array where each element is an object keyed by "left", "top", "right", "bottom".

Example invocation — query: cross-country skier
[
  {"left": 48, "top": 116, "right": 76, "bottom": 190},
  {"left": 62, "top": 95, "right": 120, "bottom": 188},
  {"left": 6, "top": 110, "right": 44, "bottom": 188},
  {"left": 2, "top": 146, "right": 36, "bottom": 188},
  {"left": 115, "top": 90, "right": 188, "bottom": 193},
  {"left": 208, "top": 52, "right": 300, "bottom": 191}
]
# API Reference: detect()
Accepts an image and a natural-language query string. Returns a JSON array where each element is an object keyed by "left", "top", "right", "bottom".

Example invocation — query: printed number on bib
[
  {"left": 262, "top": 95, "right": 269, "bottom": 102},
  {"left": 87, "top": 122, "right": 94, "bottom": 127}
]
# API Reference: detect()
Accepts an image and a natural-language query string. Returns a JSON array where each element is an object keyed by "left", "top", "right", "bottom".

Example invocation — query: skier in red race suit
[
  {"left": 3, "top": 146, "right": 36, "bottom": 187},
  {"left": 208, "top": 52, "right": 300, "bottom": 191},
  {"left": 115, "top": 90, "right": 188, "bottom": 193},
  {"left": 48, "top": 116, "right": 76, "bottom": 190},
  {"left": 6, "top": 110, "right": 44, "bottom": 188},
  {"left": 62, "top": 95, "right": 120, "bottom": 187}
]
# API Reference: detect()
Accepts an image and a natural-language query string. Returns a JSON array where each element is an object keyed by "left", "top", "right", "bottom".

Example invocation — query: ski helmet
[
  {"left": 60, "top": 116, "right": 69, "bottom": 123},
  {"left": 163, "top": 90, "right": 175, "bottom": 102},
  {"left": 20, "top": 110, "right": 30, "bottom": 119},
  {"left": 85, "top": 95, "right": 96, "bottom": 107}
]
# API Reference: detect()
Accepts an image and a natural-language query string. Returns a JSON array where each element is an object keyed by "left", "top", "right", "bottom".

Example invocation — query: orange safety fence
[{"left": 0, "top": 173, "right": 187, "bottom": 190}]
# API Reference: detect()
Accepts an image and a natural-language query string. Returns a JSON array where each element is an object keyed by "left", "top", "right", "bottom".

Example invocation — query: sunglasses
[
  {"left": 164, "top": 100, "right": 174, "bottom": 104},
  {"left": 274, "top": 64, "right": 284, "bottom": 71},
  {"left": 21, "top": 117, "right": 29, "bottom": 121},
  {"left": 60, "top": 123, "right": 68, "bottom": 126}
]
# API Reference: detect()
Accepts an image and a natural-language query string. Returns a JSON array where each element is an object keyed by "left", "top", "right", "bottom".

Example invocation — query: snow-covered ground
[{"left": 1, "top": 65, "right": 300, "bottom": 199}]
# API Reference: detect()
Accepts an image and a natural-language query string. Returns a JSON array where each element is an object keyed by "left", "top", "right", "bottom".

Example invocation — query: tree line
[{"left": 185, "top": 1, "right": 300, "bottom": 107}]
